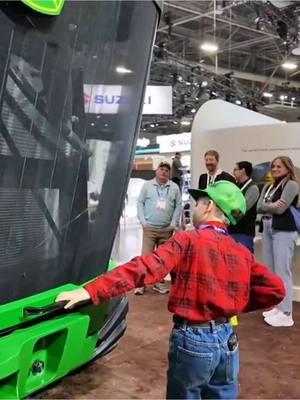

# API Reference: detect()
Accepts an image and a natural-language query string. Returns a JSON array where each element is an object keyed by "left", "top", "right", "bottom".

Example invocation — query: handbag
[{"left": 290, "top": 206, "right": 300, "bottom": 232}]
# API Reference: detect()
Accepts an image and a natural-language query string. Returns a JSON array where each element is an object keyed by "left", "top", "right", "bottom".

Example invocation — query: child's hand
[{"left": 56, "top": 288, "right": 91, "bottom": 309}]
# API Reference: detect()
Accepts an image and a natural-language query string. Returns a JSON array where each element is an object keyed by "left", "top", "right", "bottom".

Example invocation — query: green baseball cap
[{"left": 189, "top": 180, "right": 246, "bottom": 225}]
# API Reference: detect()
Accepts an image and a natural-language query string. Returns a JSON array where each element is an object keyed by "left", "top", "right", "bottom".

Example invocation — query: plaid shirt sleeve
[
  {"left": 84, "top": 232, "right": 186, "bottom": 305},
  {"left": 243, "top": 258, "right": 286, "bottom": 312}
]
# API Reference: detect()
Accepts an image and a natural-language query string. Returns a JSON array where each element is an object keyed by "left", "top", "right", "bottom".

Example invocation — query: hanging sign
[
  {"left": 157, "top": 132, "right": 191, "bottom": 153},
  {"left": 84, "top": 85, "right": 172, "bottom": 115}
]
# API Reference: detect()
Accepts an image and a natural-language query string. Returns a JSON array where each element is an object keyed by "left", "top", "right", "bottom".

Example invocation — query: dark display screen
[{"left": 0, "top": 1, "right": 157, "bottom": 304}]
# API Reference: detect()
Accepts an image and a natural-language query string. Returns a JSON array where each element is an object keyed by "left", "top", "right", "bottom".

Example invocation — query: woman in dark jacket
[{"left": 257, "top": 156, "right": 299, "bottom": 327}]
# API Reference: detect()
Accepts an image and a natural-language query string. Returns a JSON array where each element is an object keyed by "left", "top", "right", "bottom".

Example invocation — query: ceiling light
[
  {"left": 90, "top": 123, "right": 95, "bottom": 127},
  {"left": 235, "top": 100, "right": 241, "bottom": 105},
  {"left": 185, "top": 81, "right": 191, "bottom": 86},
  {"left": 150, "top": 124, "right": 155, "bottom": 128},
  {"left": 181, "top": 121, "right": 191, "bottom": 126},
  {"left": 263, "top": 92, "right": 273, "bottom": 98},
  {"left": 191, "top": 108, "right": 196, "bottom": 113},
  {"left": 292, "top": 97, "right": 296, "bottom": 101},
  {"left": 116, "top": 66, "right": 133, "bottom": 74},
  {"left": 201, "top": 81, "right": 208, "bottom": 87},
  {"left": 200, "top": 42, "right": 219, "bottom": 53},
  {"left": 281, "top": 62, "right": 297, "bottom": 70},
  {"left": 173, "top": 121, "right": 178, "bottom": 125}
]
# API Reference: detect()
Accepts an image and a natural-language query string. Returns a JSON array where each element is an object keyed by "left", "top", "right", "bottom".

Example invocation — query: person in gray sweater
[{"left": 257, "top": 156, "right": 299, "bottom": 327}]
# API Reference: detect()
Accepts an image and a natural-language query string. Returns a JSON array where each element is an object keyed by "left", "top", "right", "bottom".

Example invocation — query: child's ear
[{"left": 207, "top": 200, "right": 214, "bottom": 210}]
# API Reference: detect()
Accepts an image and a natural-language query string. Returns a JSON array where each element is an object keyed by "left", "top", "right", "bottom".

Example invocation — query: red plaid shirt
[{"left": 85, "top": 221, "right": 285, "bottom": 322}]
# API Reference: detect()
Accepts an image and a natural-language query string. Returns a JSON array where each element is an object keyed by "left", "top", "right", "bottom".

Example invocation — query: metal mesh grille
[
  {"left": 0, "top": 188, "right": 59, "bottom": 270},
  {"left": 0, "top": 75, "right": 54, "bottom": 160}
]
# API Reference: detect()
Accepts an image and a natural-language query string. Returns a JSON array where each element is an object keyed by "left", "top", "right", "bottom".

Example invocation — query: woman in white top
[{"left": 257, "top": 156, "right": 299, "bottom": 327}]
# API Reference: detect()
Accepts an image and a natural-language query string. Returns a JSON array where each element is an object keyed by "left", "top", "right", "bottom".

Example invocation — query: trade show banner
[
  {"left": 157, "top": 132, "right": 191, "bottom": 153},
  {"left": 84, "top": 85, "right": 172, "bottom": 115}
]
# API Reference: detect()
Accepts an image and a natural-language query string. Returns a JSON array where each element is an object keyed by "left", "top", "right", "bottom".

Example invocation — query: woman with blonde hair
[{"left": 257, "top": 156, "right": 299, "bottom": 327}]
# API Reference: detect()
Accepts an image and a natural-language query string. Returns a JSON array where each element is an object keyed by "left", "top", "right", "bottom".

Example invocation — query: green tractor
[{"left": 0, "top": 1, "right": 161, "bottom": 397}]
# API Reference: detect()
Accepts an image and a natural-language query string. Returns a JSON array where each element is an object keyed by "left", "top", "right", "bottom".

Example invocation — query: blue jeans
[
  {"left": 230, "top": 233, "right": 254, "bottom": 253},
  {"left": 167, "top": 322, "right": 239, "bottom": 399},
  {"left": 262, "top": 218, "right": 297, "bottom": 314}
]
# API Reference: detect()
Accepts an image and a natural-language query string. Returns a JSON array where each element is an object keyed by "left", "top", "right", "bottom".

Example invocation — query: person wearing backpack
[{"left": 257, "top": 156, "right": 299, "bottom": 327}]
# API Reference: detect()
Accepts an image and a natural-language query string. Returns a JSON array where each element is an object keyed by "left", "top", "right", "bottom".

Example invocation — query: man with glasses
[{"left": 229, "top": 161, "right": 259, "bottom": 253}]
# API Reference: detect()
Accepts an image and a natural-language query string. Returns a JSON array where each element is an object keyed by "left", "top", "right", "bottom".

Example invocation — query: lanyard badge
[
  {"left": 197, "top": 224, "right": 228, "bottom": 236},
  {"left": 156, "top": 185, "right": 169, "bottom": 211}
]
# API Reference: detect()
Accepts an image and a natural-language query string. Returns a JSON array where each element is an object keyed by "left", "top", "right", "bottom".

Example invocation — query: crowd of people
[
  {"left": 135, "top": 150, "right": 299, "bottom": 328},
  {"left": 56, "top": 149, "right": 299, "bottom": 399}
]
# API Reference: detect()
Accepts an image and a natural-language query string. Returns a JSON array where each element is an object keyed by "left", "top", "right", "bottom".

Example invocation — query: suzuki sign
[
  {"left": 157, "top": 132, "right": 191, "bottom": 153},
  {"left": 84, "top": 85, "right": 172, "bottom": 115}
]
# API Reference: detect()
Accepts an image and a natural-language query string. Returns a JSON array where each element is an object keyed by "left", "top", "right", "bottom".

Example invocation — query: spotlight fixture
[
  {"left": 157, "top": 41, "right": 167, "bottom": 59},
  {"left": 172, "top": 73, "right": 183, "bottom": 84},
  {"left": 163, "top": 11, "right": 173, "bottom": 36},
  {"left": 181, "top": 120, "right": 191, "bottom": 126},
  {"left": 277, "top": 20, "right": 287, "bottom": 41},
  {"left": 150, "top": 123, "right": 155, "bottom": 128},
  {"left": 200, "top": 42, "right": 219, "bottom": 53},
  {"left": 281, "top": 62, "right": 297, "bottom": 70},
  {"left": 209, "top": 91, "right": 218, "bottom": 99},
  {"left": 263, "top": 92, "right": 273, "bottom": 98}
]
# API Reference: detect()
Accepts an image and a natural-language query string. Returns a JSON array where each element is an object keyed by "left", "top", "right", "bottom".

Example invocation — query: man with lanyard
[
  {"left": 229, "top": 161, "right": 259, "bottom": 253},
  {"left": 135, "top": 162, "right": 182, "bottom": 295},
  {"left": 57, "top": 181, "right": 285, "bottom": 400},
  {"left": 198, "top": 150, "right": 235, "bottom": 189}
]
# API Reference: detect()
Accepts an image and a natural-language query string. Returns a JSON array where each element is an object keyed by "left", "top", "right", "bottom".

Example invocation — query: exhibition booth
[{"left": 191, "top": 100, "right": 300, "bottom": 300}]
